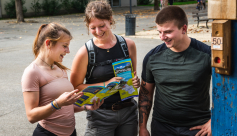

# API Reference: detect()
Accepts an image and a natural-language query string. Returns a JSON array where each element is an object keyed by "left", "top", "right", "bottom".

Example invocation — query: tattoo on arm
[{"left": 139, "top": 82, "right": 153, "bottom": 124}]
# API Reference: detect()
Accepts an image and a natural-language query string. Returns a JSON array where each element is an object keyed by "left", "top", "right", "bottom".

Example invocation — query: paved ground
[{"left": 0, "top": 4, "right": 212, "bottom": 136}]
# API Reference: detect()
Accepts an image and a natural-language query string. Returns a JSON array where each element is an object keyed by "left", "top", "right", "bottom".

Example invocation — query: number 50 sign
[{"left": 211, "top": 37, "right": 223, "bottom": 50}]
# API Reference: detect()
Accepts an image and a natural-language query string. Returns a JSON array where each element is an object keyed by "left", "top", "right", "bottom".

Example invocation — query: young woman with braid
[{"left": 21, "top": 23, "right": 103, "bottom": 136}]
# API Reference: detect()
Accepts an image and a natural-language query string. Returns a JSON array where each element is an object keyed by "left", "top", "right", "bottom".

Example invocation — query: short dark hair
[{"left": 155, "top": 6, "right": 188, "bottom": 29}]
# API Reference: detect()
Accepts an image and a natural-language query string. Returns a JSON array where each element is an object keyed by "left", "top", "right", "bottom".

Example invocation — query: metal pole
[{"left": 130, "top": 0, "right": 132, "bottom": 14}]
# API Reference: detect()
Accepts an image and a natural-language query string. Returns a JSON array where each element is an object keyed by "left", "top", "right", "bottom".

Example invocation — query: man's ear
[{"left": 182, "top": 24, "right": 187, "bottom": 34}]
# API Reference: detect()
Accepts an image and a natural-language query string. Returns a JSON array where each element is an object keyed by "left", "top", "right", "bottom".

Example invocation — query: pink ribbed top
[{"left": 21, "top": 62, "right": 75, "bottom": 136}]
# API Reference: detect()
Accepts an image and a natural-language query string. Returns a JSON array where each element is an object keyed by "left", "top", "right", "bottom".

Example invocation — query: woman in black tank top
[
  {"left": 86, "top": 39, "right": 126, "bottom": 104},
  {"left": 70, "top": 1, "right": 140, "bottom": 136}
]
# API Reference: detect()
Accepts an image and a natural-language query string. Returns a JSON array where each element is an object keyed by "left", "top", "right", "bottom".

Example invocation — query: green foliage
[
  {"left": 71, "top": 0, "right": 88, "bottom": 13},
  {"left": 61, "top": 0, "right": 72, "bottom": 13},
  {"left": 42, "top": 0, "right": 61, "bottom": 15},
  {"left": 31, "top": 0, "right": 41, "bottom": 15},
  {"left": 137, "top": 0, "right": 152, "bottom": 5},
  {"left": 4, "top": 0, "right": 27, "bottom": 18}
]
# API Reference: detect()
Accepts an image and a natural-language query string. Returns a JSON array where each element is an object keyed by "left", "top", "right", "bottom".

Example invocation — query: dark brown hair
[
  {"left": 155, "top": 6, "right": 188, "bottom": 29},
  {"left": 84, "top": 1, "right": 115, "bottom": 30},
  {"left": 33, "top": 22, "right": 72, "bottom": 70}
]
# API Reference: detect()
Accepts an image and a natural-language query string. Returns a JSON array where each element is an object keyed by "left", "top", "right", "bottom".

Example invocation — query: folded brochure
[
  {"left": 74, "top": 58, "right": 138, "bottom": 107},
  {"left": 112, "top": 58, "right": 138, "bottom": 101}
]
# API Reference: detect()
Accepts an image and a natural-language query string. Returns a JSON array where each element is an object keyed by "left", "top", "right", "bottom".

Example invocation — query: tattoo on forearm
[{"left": 138, "top": 82, "right": 152, "bottom": 124}]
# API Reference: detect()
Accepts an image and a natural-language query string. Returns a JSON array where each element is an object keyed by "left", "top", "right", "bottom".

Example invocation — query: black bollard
[
  {"left": 125, "top": 0, "right": 136, "bottom": 36},
  {"left": 125, "top": 14, "right": 137, "bottom": 36}
]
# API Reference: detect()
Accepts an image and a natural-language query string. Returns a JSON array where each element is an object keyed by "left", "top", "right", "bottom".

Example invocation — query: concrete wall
[{"left": 1, "top": 0, "right": 9, "bottom": 15}]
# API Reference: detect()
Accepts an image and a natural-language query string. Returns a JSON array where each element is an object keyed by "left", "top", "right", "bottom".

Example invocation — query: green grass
[
  {"left": 173, "top": 1, "right": 198, "bottom": 5},
  {"left": 138, "top": 1, "right": 198, "bottom": 6}
]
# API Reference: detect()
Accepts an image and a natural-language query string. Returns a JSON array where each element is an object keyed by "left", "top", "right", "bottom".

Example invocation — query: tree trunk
[
  {"left": 163, "top": 0, "right": 169, "bottom": 8},
  {"left": 15, "top": 0, "right": 24, "bottom": 23},
  {"left": 154, "top": 0, "right": 159, "bottom": 10}
]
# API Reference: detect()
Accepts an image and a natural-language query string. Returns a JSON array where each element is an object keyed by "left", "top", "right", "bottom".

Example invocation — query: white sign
[{"left": 211, "top": 37, "right": 223, "bottom": 50}]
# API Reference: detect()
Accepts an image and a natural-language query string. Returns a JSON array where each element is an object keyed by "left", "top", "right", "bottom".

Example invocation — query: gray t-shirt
[{"left": 142, "top": 38, "right": 211, "bottom": 127}]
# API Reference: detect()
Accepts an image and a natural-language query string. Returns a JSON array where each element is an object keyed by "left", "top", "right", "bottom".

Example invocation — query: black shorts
[
  {"left": 33, "top": 123, "right": 77, "bottom": 136},
  {"left": 151, "top": 119, "right": 202, "bottom": 136}
]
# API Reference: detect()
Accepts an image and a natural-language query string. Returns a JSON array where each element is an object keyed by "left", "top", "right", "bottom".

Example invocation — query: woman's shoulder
[
  {"left": 123, "top": 37, "right": 135, "bottom": 47},
  {"left": 21, "top": 62, "right": 41, "bottom": 90},
  {"left": 76, "top": 44, "right": 88, "bottom": 56},
  {"left": 114, "top": 34, "right": 134, "bottom": 46},
  {"left": 71, "top": 45, "right": 89, "bottom": 71},
  {"left": 121, "top": 37, "right": 136, "bottom": 53},
  {"left": 23, "top": 62, "right": 40, "bottom": 76},
  {"left": 72, "top": 45, "right": 88, "bottom": 65}
]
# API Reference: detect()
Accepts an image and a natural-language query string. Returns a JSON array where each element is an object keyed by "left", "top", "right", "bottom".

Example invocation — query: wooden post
[
  {"left": 208, "top": 0, "right": 237, "bottom": 19},
  {"left": 211, "top": 20, "right": 231, "bottom": 75},
  {"left": 209, "top": 0, "right": 237, "bottom": 135},
  {"left": 212, "top": 20, "right": 237, "bottom": 135}
]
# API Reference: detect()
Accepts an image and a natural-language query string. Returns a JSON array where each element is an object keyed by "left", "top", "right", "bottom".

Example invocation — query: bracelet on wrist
[
  {"left": 50, "top": 102, "right": 55, "bottom": 111},
  {"left": 51, "top": 101, "right": 59, "bottom": 110},
  {"left": 53, "top": 101, "right": 59, "bottom": 109},
  {"left": 54, "top": 99, "right": 61, "bottom": 109}
]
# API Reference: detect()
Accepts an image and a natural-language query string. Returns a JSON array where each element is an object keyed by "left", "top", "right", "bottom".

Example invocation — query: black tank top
[{"left": 85, "top": 37, "right": 127, "bottom": 104}]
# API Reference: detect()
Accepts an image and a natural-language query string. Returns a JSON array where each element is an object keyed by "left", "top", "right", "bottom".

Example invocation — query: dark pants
[
  {"left": 168, "top": 0, "right": 173, "bottom": 5},
  {"left": 151, "top": 119, "right": 201, "bottom": 136},
  {"left": 33, "top": 123, "right": 77, "bottom": 136}
]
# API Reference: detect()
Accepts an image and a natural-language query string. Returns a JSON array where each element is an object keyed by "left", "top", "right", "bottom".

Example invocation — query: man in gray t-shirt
[{"left": 139, "top": 6, "right": 212, "bottom": 136}]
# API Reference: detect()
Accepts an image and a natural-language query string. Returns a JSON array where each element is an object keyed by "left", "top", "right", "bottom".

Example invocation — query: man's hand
[
  {"left": 190, "top": 119, "right": 212, "bottom": 136},
  {"left": 139, "top": 127, "right": 150, "bottom": 136},
  {"left": 132, "top": 71, "right": 140, "bottom": 88}
]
